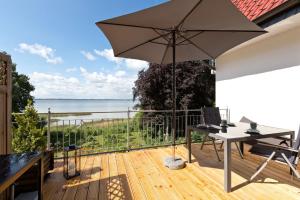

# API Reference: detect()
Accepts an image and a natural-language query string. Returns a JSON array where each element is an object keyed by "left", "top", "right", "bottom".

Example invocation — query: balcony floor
[{"left": 44, "top": 144, "right": 300, "bottom": 200}]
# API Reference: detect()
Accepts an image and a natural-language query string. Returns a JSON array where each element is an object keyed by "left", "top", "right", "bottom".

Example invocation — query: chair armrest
[
  {"left": 256, "top": 141, "right": 299, "bottom": 153},
  {"left": 275, "top": 135, "right": 293, "bottom": 141}
]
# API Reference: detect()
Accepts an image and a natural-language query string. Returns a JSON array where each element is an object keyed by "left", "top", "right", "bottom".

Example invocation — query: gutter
[{"left": 254, "top": 0, "right": 300, "bottom": 28}]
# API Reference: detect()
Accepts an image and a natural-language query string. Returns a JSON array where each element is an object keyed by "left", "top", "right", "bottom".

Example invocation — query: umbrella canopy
[
  {"left": 96, "top": 0, "right": 266, "bottom": 167},
  {"left": 96, "top": 0, "right": 266, "bottom": 64}
]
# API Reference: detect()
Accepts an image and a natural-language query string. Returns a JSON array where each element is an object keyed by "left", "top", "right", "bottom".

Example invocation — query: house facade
[{"left": 216, "top": 1, "right": 300, "bottom": 132}]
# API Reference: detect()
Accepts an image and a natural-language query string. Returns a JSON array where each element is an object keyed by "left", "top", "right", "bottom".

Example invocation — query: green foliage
[
  {"left": 81, "top": 126, "right": 99, "bottom": 148},
  {"left": 49, "top": 116, "right": 192, "bottom": 158},
  {"left": 12, "top": 100, "right": 46, "bottom": 153},
  {"left": 133, "top": 60, "right": 215, "bottom": 110},
  {"left": 12, "top": 63, "right": 35, "bottom": 113},
  {"left": 191, "top": 131, "right": 204, "bottom": 142}
]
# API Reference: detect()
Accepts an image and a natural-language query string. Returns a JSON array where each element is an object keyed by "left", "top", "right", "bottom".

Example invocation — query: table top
[
  {"left": 189, "top": 122, "right": 294, "bottom": 142},
  {"left": 0, "top": 152, "right": 42, "bottom": 193}
]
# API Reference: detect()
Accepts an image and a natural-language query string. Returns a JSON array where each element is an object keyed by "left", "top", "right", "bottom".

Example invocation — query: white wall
[{"left": 216, "top": 13, "right": 300, "bottom": 133}]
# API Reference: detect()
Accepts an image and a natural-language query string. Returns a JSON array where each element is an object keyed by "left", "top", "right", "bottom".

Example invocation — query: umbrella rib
[
  {"left": 150, "top": 41, "right": 169, "bottom": 45},
  {"left": 96, "top": 21, "right": 169, "bottom": 31},
  {"left": 152, "top": 29, "right": 169, "bottom": 43},
  {"left": 177, "top": 31, "right": 214, "bottom": 59},
  {"left": 176, "top": 31, "right": 204, "bottom": 45},
  {"left": 160, "top": 37, "right": 173, "bottom": 64},
  {"left": 176, "top": 0, "right": 203, "bottom": 29},
  {"left": 187, "top": 29, "right": 267, "bottom": 33},
  {"left": 115, "top": 32, "right": 171, "bottom": 57},
  {"left": 160, "top": 45, "right": 170, "bottom": 65}
]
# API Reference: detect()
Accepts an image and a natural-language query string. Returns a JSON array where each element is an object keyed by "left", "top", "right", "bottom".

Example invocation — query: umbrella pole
[
  {"left": 172, "top": 30, "right": 176, "bottom": 161},
  {"left": 163, "top": 30, "right": 185, "bottom": 170}
]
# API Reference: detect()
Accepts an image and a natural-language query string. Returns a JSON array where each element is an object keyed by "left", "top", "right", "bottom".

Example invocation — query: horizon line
[{"left": 35, "top": 98, "right": 134, "bottom": 100}]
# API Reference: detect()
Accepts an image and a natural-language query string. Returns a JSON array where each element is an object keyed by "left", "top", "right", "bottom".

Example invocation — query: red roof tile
[{"left": 232, "top": 0, "right": 287, "bottom": 21}]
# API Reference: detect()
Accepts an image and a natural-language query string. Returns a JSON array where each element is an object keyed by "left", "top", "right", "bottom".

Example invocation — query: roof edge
[{"left": 254, "top": 0, "right": 300, "bottom": 27}]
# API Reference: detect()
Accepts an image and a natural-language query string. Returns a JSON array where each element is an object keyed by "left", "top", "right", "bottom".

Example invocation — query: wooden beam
[{"left": 0, "top": 52, "right": 12, "bottom": 155}]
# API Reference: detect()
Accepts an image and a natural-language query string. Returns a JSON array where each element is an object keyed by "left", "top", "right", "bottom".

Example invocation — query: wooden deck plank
[
  {"left": 125, "top": 150, "right": 162, "bottom": 200},
  {"left": 87, "top": 155, "right": 101, "bottom": 200},
  {"left": 44, "top": 144, "right": 300, "bottom": 200},
  {"left": 178, "top": 144, "right": 300, "bottom": 200},
  {"left": 121, "top": 152, "right": 149, "bottom": 200},
  {"left": 146, "top": 148, "right": 217, "bottom": 200},
  {"left": 108, "top": 153, "right": 123, "bottom": 200},
  {"left": 74, "top": 155, "right": 95, "bottom": 200},
  {"left": 136, "top": 150, "right": 182, "bottom": 200},
  {"left": 161, "top": 147, "right": 240, "bottom": 200},
  {"left": 231, "top": 147, "right": 300, "bottom": 198},
  {"left": 175, "top": 145, "right": 264, "bottom": 200},
  {"left": 44, "top": 160, "right": 66, "bottom": 200},
  {"left": 115, "top": 153, "right": 145, "bottom": 200},
  {"left": 177, "top": 145, "right": 276, "bottom": 200},
  {"left": 62, "top": 156, "right": 88, "bottom": 200},
  {"left": 99, "top": 154, "right": 109, "bottom": 200}
]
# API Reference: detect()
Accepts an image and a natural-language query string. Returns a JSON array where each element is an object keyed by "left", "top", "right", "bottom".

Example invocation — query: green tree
[
  {"left": 133, "top": 61, "right": 215, "bottom": 140},
  {"left": 133, "top": 60, "right": 215, "bottom": 110},
  {"left": 12, "top": 63, "right": 35, "bottom": 113},
  {"left": 12, "top": 100, "right": 46, "bottom": 153}
]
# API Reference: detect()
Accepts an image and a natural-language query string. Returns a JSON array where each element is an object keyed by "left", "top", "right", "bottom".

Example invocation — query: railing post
[
  {"left": 47, "top": 108, "right": 51, "bottom": 150},
  {"left": 225, "top": 107, "right": 231, "bottom": 123},
  {"left": 185, "top": 107, "right": 188, "bottom": 142},
  {"left": 226, "top": 107, "right": 229, "bottom": 122},
  {"left": 127, "top": 107, "right": 130, "bottom": 150}
]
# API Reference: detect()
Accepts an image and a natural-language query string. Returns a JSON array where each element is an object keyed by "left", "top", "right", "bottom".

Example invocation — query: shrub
[{"left": 12, "top": 100, "right": 46, "bottom": 153}]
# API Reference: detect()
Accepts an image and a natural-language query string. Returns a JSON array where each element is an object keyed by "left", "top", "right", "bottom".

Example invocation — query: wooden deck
[{"left": 44, "top": 144, "right": 300, "bottom": 200}]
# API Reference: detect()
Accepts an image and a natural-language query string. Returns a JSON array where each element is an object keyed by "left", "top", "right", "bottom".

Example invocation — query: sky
[{"left": 0, "top": 0, "right": 166, "bottom": 99}]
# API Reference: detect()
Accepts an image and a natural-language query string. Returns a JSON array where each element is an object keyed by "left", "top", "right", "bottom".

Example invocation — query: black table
[
  {"left": 0, "top": 152, "right": 43, "bottom": 199},
  {"left": 187, "top": 122, "right": 294, "bottom": 193}
]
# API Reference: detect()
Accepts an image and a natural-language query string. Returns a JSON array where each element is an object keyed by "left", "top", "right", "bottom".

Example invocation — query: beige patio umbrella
[{"left": 96, "top": 0, "right": 266, "bottom": 169}]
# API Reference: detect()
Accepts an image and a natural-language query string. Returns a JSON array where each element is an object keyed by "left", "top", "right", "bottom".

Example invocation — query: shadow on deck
[{"left": 44, "top": 143, "right": 300, "bottom": 200}]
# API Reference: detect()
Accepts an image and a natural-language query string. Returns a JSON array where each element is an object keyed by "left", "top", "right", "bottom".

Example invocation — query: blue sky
[{"left": 0, "top": 0, "right": 165, "bottom": 99}]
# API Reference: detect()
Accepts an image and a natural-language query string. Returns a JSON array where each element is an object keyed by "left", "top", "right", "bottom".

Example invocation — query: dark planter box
[
  {"left": 43, "top": 149, "right": 54, "bottom": 174},
  {"left": 14, "top": 149, "right": 54, "bottom": 196}
]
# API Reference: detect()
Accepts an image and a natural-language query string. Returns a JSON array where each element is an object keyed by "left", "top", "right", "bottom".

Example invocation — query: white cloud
[
  {"left": 125, "top": 59, "right": 148, "bottom": 70},
  {"left": 94, "top": 49, "right": 122, "bottom": 64},
  {"left": 81, "top": 51, "right": 96, "bottom": 61},
  {"left": 115, "top": 70, "right": 126, "bottom": 77},
  {"left": 30, "top": 68, "right": 136, "bottom": 99},
  {"left": 16, "top": 43, "right": 63, "bottom": 64},
  {"left": 66, "top": 67, "right": 77, "bottom": 72},
  {"left": 95, "top": 48, "right": 148, "bottom": 70},
  {"left": 30, "top": 72, "right": 80, "bottom": 98},
  {"left": 79, "top": 67, "right": 107, "bottom": 85}
]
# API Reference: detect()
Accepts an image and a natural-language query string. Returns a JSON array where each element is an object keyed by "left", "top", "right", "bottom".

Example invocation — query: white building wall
[{"left": 216, "top": 13, "right": 300, "bottom": 133}]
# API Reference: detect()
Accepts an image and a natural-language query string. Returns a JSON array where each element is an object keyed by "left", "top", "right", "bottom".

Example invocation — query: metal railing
[{"left": 13, "top": 108, "right": 230, "bottom": 158}]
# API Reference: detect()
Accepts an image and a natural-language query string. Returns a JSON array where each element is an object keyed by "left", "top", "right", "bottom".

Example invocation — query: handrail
[{"left": 13, "top": 108, "right": 228, "bottom": 115}]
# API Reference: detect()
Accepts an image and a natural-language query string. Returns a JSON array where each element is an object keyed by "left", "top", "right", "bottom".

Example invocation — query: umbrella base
[{"left": 164, "top": 156, "right": 186, "bottom": 170}]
